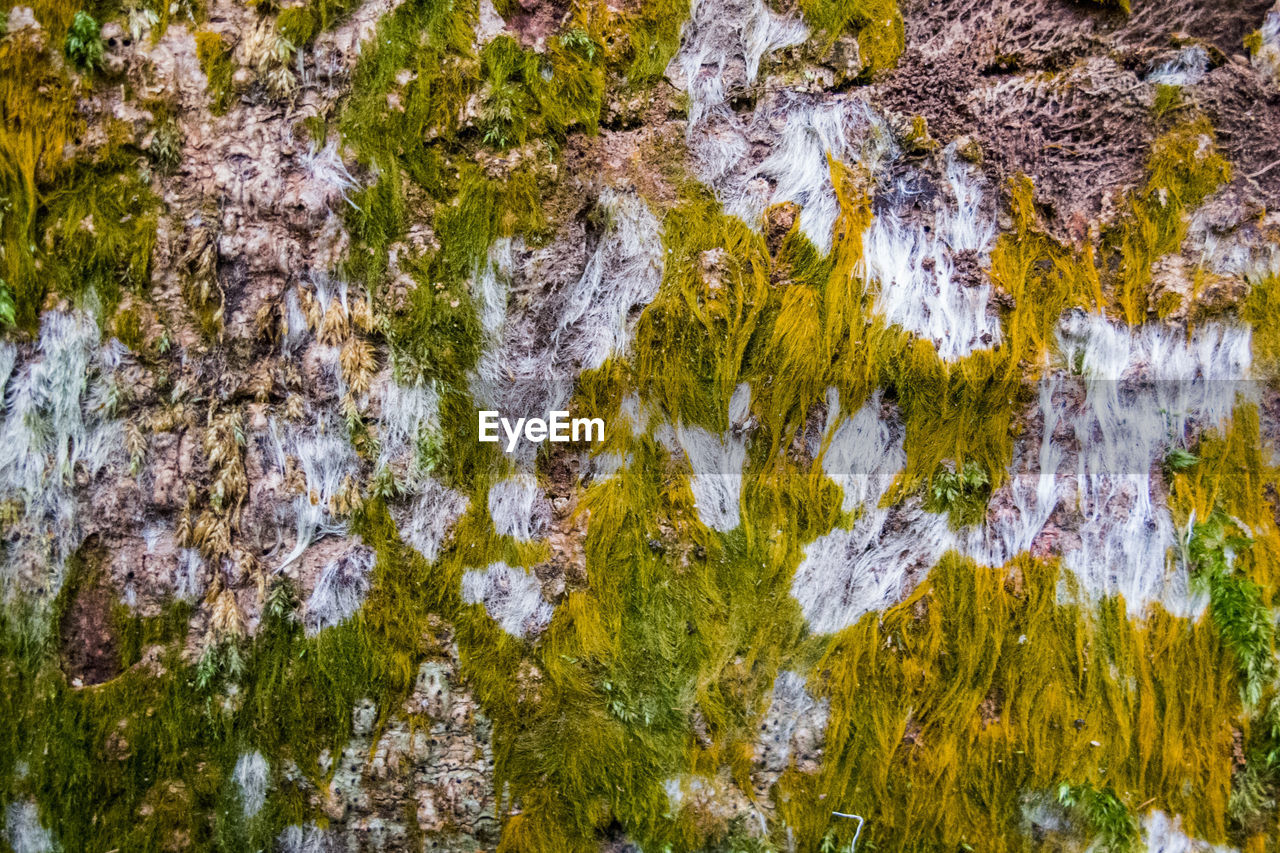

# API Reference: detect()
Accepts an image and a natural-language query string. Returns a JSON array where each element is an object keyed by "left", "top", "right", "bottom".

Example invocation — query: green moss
[
  {"left": 924, "top": 459, "right": 991, "bottom": 528},
  {"left": 275, "top": 5, "right": 321, "bottom": 45},
  {"left": 1242, "top": 272, "right": 1280, "bottom": 380},
  {"left": 632, "top": 189, "right": 772, "bottom": 431},
  {"left": 194, "top": 29, "right": 235, "bottom": 115},
  {"left": 0, "top": 19, "right": 160, "bottom": 330},
  {"left": 37, "top": 154, "right": 159, "bottom": 313},
  {"left": 477, "top": 34, "right": 604, "bottom": 149},
  {"left": 1, "top": 20, "right": 79, "bottom": 329},
  {"left": 795, "top": 0, "right": 904, "bottom": 74},
  {"left": 1108, "top": 119, "right": 1231, "bottom": 325},
  {"left": 621, "top": 0, "right": 689, "bottom": 83}
]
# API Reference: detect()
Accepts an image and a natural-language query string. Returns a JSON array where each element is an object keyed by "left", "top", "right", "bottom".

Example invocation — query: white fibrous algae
[
  {"left": 792, "top": 392, "right": 953, "bottom": 634},
  {"left": 472, "top": 237, "right": 514, "bottom": 350},
  {"left": 374, "top": 379, "right": 440, "bottom": 490},
  {"left": 175, "top": 548, "right": 207, "bottom": 603},
  {"left": 0, "top": 311, "right": 124, "bottom": 600},
  {"left": 668, "top": 424, "right": 748, "bottom": 532},
  {"left": 1056, "top": 312, "right": 1250, "bottom": 616},
  {"left": 487, "top": 473, "right": 551, "bottom": 542},
  {"left": 818, "top": 387, "right": 903, "bottom": 515},
  {"left": 269, "top": 414, "right": 360, "bottom": 570},
  {"left": 460, "top": 561, "right": 554, "bottom": 639},
  {"left": 588, "top": 451, "right": 629, "bottom": 482},
  {"left": 3, "top": 801, "right": 54, "bottom": 853},
  {"left": 1146, "top": 45, "right": 1211, "bottom": 86},
  {"left": 727, "top": 96, "right": 892, "bottom": 252},
  {"left": 657, "top": 383, "right": 752, "bottom": 533},
  {"left": 1252, "top": 2, "right": 1280, "bottom": 82},
  {"left": 395, "top": 478, "right": 469, "bottom": 563},
  {"left": 283, "top": 285, "right": 313, "bottom": 353},
  {"left": 278, "top": 823, "right": 336, "bottom": 853},
  {"left": 1141, "top": 810, "right": 1233, "bottom": 853},
  {"left": 311, "top": 272, "right": 354, "bottom": 335},
  {"left": 233, "top": 750, "right": 270, "bottom": 818},
  {"left": 303, "top": 544, "right": 375, "bottom": 636},
  {"left": 755, "top": 670, "right": 829, "bottom": 772},
  {"left": 952, "top": 377, "right": 1068, "bottom": 569},
  {"left": 299, "top": 140, "right": 358, "bottom": 209},
  {"left": 861, "top": 145, "right": 1002, "bottom": 360},
  {"left": 471, "top": 192, "right": 662, "bottom": 444},
  {"left": 666, "top": 0, "right": 807, "bottom": 130},
  {"left": 547, "top": 190, "right": 664, "bottom": 374}
]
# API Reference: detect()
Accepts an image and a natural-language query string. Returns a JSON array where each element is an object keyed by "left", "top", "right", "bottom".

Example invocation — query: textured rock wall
[{"left": 2, "top": 0, "right": 1280, "bottom": 849}]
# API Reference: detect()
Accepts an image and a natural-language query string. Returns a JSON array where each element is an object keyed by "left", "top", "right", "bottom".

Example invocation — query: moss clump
[
  {"left": 1151, "top": 83, "right": 1185, "bottom": 120},
  {"left": 1165, "top": 406, "right": 1280, "bottom": 847},
  {"left": 1241, "top": 272, "right": 1280, "bottom": 380},
  {"left": 1244, "top": 29, "right": 1264, "bottom": 57},
  {"left": 194, "top": 29, "right": 235, "bottom": 114},
  {"left": 1, "top": 11, "right": 161, "bottom": 330},
  {"left": 621, "top": 0, "right": 689, "bottom": 83},
  {"left": 632, "top": 189, "right": 772, "bottom": 431},
  {"left": 987, "top": 176, "right": 1101, "bottom": 366},
  {"left": 274, "top": 5, "right": 321, "bottom": 46},
  {"left": 1107, "top": 119, "right": 1231, "bottom": 325},
  {"left": 1189, "top": 510, "right": 1275, "bottom": 704},
  {"left": 993, "top": 122, "right": 1231, "bottom": 333},
  {"left": 38, "top": 154, "right": 158, "bottom": 311},
  {"left": 337, "top": 0, "right": 605, "bottom": 393},
  {"left": 796, "top": 0, "right": 904, "bottom": 74},
  {"left": 1169, "top": 406, "right": 1280, "bottom": 703},
  {"left": 1, "top": 19, "right": 79, "bottom": 328},
  {"left": 476, "top": 34, "right": 604, "bottom": 149}
]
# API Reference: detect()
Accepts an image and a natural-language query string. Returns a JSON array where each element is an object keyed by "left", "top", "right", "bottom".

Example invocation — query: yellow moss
[
  {"left": 778, "top": 555, "right": 1238, "bottom": 851},
  {"left": 988, "top": 175, "right": 1102, "bottom": 367},
  {"left": 0, "top": 22, "right": 80, "bottom": 327},
  {"left": 1169, "top": 405, "right": 1280, "bottom": 597},
  {"left": 632, "top": 190, "right": 772, "bottom": 431},
  {"left": 1242, "top": 272, "right": 1280, "bottom": 381},
  {"left": 1109, "top": 119, "right": 1231, "bottom": 326},
  {"left": 796, "top": 0, "right": 904, "bottom": 74},
  {"left": 194, "top": 29, "right": 236, "bottom": 114}
]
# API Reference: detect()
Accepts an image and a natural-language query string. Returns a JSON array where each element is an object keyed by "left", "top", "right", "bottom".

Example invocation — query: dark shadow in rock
[{"left": 57, "top": 540, "right": 124, "bottom": 687}]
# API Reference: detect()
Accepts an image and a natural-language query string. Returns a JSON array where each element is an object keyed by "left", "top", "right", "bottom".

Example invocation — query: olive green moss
[
  {"left": 795, "top": 0, "right": 903, "bottom": 74},
  {"left": 0, "top": 2, "right": 162, "bottom": 331},
  {"left": 194, "top": 30, "right": 235, "bottom": 115},
  {"left": 1242, "top": 272, "right": 1280, "bottom": 380},
  {"left": 1056, "top": 782, "right": 1139, "bottom": 852},
  {"left": 1108, "top": 119, "right": 1231, "bottom": 325},
  {"left": 621, "top": 0, "right": 689, "bottom": 83}
]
